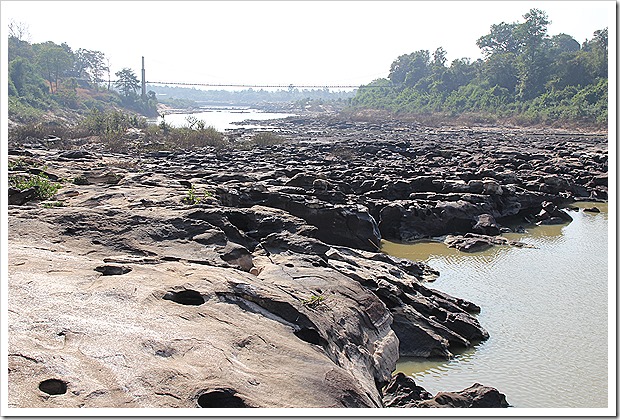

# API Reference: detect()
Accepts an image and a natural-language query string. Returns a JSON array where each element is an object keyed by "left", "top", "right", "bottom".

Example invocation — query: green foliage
[
  {"left": 250, "top": 131, "right": 286, "bottom": 146},
  {"left": 302, "top": 294, "right": 326, "bottom": 308},
  {"left": 42, "top": 201, "right": 66, "bottom": 208},
  {"left": 9, "top": 173, "right": 62, "bottom": 201},
  {"left": 353, "top": 9, "right": 607, "bottom": 127},
  {"left": 161, "top": 119, "right": 226, "bottom": 149},
  {"left": 74, "top": 48, "right": 108, "bottom": 83},
  {"left": 8, "top": 158, "right": 26, "bottom": 171},
  {"left": 8, "top": 37, "right": 157, "bottom": 120},
  {"left": 32, "top": 41, "right": 74, "bottom": 94},
  {"left": 8, "top": 96, "right": 45, "bottom": 123},
  {"left": 115, "top": 68, "right": 140, "bottom": 98},
  {"left": 182, "top": 186, "right": 213, "bottom": 205},
  {"left": 80, "top": 109, "right": 146, "bottom": 138}
]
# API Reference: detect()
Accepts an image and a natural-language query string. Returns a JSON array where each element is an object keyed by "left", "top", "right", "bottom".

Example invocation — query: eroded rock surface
[
  {"left": 383, "top": 372, "right": 509, "bottom": 408},
  {"left": 7, "top": 116, "right": 607, "bottom": 408}
]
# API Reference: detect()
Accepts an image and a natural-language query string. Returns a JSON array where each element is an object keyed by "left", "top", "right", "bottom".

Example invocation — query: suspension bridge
[
  {"left": 145, "top": 81, "right": 369, "bottom": 89},
  {"left": 100, "top": 56, "right": 391, "bottom": 95}
]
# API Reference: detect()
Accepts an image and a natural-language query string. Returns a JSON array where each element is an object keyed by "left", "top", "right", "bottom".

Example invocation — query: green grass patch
[{"left": 9, "top": 173, "right": 62, "bottom": 201}]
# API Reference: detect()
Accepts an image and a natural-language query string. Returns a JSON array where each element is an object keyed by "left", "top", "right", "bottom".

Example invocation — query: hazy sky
[{"left": 2, "top": 1, "right": 615, "bottom": 89}]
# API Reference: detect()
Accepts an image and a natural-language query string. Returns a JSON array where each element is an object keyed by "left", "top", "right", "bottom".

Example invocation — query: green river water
[{"left": 382, "top": 202, "right": 610, "bottom": 408}]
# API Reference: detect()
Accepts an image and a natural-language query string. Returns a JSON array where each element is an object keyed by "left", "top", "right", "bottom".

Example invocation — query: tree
[
  {"left": 513, "top": 9, "right": 551, "bottom": 99},
  {"left": 515, "top": 8, "right": 550, "bottom": 54},
  {"left": 443, "top": 58, "right": 478, "bottom": 92},
  {"left": 432, "top": 47, "right": 447, "bottom": 69},
  {"left": 477, "top": 9, "right": 552, "bottom": 100},
  {"left": 550, "top": 33, "right": 580, "bottom": 54},
  {"left": 8, "top": 19, "right": 30, "bottom": 41},
  {"left": 352, "top": 9, "right": 607, "bottom": 125},
  {"left": 481, "top": 53, "right": 518, "bottom": 93},
  {"left": 476, "top": 22, "right": 521, "bottom": 55},
  {"left": 583, "top": 28, "right": 608, "bottom": 78},
  {"left": 105, "top": 57, "right": 112, "bottom": 90},
  {"left": 33, "top": 41, "right": 74, "bottom": 94},
  {"left": 74, "top": 49, "right": 108, "bottom": 86},
  {"left": 388, "top": 54, "right": 413, "bottom": 85},
  {"left": 114, "top": 68, "right": 140, "bottom": 97},
  {"left": 388, "top": 50, "right": 431, "bottom": 87},
  {"left": 8, "top": 35, "right": 34, "bottom": 62}
]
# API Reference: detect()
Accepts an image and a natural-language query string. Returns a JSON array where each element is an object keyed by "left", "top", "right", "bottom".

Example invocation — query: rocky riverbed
[{"left": 6, "top": 114, "right": 607, "bottom": 408}]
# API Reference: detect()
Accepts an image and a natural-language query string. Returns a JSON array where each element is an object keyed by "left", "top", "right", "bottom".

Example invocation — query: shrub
[
  {"left": 9, "top": 173, "right": 61, "bottom": 201},
  {"left": 182, "top": 186, "right": 213, "bottom": 205},
  {"left": 250, "top": 131, "right": 286, "bottom": 146},
  {"left": 302, "top": 294, "right": 326, "bottom": 308},
  {"left": 166, "top": 125, "right": 226, "bottom": 149}
]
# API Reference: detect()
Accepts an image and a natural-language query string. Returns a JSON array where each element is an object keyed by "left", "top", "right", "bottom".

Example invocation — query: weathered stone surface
[
  {"left": 8, "top": 187, "right": 37, "bottom": 205},
  {"left": 472, "top": 213, "right": 501, "bottom": 236},
  {"left": 444, "top": 233, "right": 535, "bottom": 253},
  {"left": 8, "top": 115, "right": 606, "bottom": 408},
  {"left": 416, "top": 383, "right": 510, "bottom": 408},
  {"left": 382, "top": 372, "right": 432, "bottom": 407},
  {"left": 383, "top": 373, "right": 509, "bottom": 408},
  {"left": 8, "top": 210, "right": 399, "bottom": 408}
]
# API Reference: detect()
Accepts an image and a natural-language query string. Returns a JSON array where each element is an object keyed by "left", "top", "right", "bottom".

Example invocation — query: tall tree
[
  {"left": 476, "top": 22, "right": 521, "bottom": 55},
  {"left": 514, "top": 9, "right": 551, "bottom": 100},
  {"left": 8, "top": 19, "right": 30, "bottom": 41},
  {"left": 33, "top": 41, "right": 74, "bottom": 94},
  {"left": 114, "top": 68, "right": 140, "bottom": 97},
  {"left": 388, "top": 50, "right": 431, "bottom": 87},
  {"left": 74, "top": 48, "right": 108, "bottom": 87},
  {"left": 550, "top": 33, "right": 580, "bottom": 54},
  {"left": 583, "top": 28, "right": 608, "bottom": 78}
]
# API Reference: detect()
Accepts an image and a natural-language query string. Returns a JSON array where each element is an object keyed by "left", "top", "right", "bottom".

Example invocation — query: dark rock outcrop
[
  {"left": 444, "top": 233, "right": 535, "bottom": 253},
  {"left": 383, "top": 373, "right": 509, "bottom": 408}
]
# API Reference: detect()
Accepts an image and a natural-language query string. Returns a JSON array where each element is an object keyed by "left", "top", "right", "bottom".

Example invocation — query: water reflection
[
  {"left": 383, "top": 203, "right": 609, "bottom": 408},
  {"left": 397, "top": 341, "right": 482, "bottom": 376}
]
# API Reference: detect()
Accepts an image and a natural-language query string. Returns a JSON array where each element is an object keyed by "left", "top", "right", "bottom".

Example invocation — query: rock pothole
[
  {"left": 197, "top": 389, "right": 248, "bottom": 408},
  {"left": 94, "top": 265, "right": 132, "bottom": 276},
  {"left": 294, "top": 327, "right": 327, "bottom": 347},
  {"left": 163, "top": 290, "right": 206, "bottom": 306},
  {"left": 38, "top": 378, "right": 67, "bottom": 395}
]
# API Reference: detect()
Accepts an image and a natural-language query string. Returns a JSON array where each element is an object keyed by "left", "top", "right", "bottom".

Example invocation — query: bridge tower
[{"left": 141, "top": 56, "right": 146, "bottom": 99}]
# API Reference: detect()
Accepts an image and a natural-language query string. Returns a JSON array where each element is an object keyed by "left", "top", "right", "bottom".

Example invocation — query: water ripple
[{"left": 391, "top": 206, "right": 609, "bottom": 408}]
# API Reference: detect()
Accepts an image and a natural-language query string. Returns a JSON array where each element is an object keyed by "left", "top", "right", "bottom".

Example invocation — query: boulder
[
  {"left": 444, "top": 233, "right": 535, "bottom": 253},
  {"left": 8, "top": 187, "right": 37, "bottom": 205},
  {"left": 383, "top": 373, "right": 509, "bottom": 408},
  {"left": 472, "top": 213, "right": 500, "bottom": 236},
  {"left": 416, "top": 383, "right": 510, "bottom": 408},
  {"left": 265, "top": 193, "right": 381, "bottom": 251}
]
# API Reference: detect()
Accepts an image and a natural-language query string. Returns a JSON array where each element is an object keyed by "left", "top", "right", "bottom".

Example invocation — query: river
[
  {"left": 153, "top": 106, "right": 295, "bottom": 132},
  {"left": 382, "top": 202, "right": 609, "bottom": 408}
]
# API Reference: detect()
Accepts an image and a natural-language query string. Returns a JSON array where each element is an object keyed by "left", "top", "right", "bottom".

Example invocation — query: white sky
[{"left": 1, "top": 1, "right": 615, "bottom": 89}]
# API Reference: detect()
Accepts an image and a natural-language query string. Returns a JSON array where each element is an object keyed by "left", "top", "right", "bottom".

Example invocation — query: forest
[{"left": 351, "top": 9, "right": 608, "bottom": 126}]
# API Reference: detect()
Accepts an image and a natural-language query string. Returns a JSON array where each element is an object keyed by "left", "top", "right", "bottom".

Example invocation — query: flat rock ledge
[
  {"left": 7, "top": 118, "right": 607, "bottom": 408},
  {"left": 444, "top": 233, "right": 536, "bottom": 253}
]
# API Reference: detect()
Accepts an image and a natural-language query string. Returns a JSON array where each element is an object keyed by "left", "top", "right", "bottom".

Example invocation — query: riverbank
[{"left": 6, "top": 114, "right": 607, "bottom": 409}]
